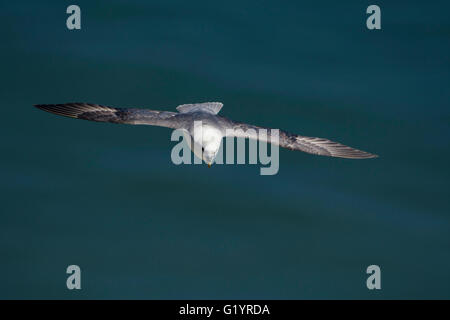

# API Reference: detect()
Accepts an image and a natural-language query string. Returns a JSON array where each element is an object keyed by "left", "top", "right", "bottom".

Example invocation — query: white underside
[{"left": 183, "top": 125, "right": 223, "bottom": 163}]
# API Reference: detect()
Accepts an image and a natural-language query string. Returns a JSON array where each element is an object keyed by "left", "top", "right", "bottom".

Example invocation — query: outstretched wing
[
  {"left": 226, "top": 121, "right": 378, "bottom": 159},
  {"left": 34, "top": 103, "right": 181, "bottom": 129}
]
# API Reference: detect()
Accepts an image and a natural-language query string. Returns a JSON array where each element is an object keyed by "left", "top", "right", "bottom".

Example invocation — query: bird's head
[
  {"left": 191, "top": 123, "right": 223, "bottom": 167},
  {"left": 202, "top": 143, "right": 220, "bottom": 167}
]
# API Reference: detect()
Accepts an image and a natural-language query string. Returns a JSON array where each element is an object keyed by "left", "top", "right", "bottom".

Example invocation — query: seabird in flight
[{"left": 34, "top": 102, "right": 378, "bottom": 166}]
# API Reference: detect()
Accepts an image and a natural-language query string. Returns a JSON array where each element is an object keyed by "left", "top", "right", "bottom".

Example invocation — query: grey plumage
[
  {"left": 176, "top": 102, "right": 223, "bottom": 115},
  {"left": 34, "top": 102, "right": 378, "bottom": 159},
  {"left": 228, "top": 121, "right": 377, "bottom": 159},
  {"left": 35, "top": 103, "right": 180, "bottom": 128}
]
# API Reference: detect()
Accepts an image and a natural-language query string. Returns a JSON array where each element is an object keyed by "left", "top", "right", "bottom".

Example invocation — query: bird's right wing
[
  {"left": 34, "top": 103, "right": 181, "bottom": 129},
  {"left": 226, "top": 120, "right": 378, "bottom": 159}
]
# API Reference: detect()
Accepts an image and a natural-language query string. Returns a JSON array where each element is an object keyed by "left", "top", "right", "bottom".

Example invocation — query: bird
[{"left": 34, "top": 102, "right": 377, "bottom": 166}]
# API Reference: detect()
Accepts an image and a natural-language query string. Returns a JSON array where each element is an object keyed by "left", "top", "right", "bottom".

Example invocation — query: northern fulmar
[{"left": 34, "top": 102, "right": 377, "bottom": 166}]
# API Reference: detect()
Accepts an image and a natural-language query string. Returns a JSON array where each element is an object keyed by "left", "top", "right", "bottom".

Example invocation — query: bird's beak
[{"left": 207, "top": 163, "right": 212, "bottom": 168}]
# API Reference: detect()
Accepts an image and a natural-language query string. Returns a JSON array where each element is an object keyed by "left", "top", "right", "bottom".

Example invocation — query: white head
[
  {"left": 202, "top": 136, "right": 222, "bottom": 167},
  {"left": 192, "top": 123, "right": 223, "bottom": 167}
]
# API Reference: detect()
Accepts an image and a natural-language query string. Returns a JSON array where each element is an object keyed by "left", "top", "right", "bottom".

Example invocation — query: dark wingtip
[
  {"left": 362, "top": 152, "right": 379, "bottom": 159},
  {"left": 33, "top": 103, "right": 82, "bottom": 119},
  {"left": 353, "top": 152, "right": 379, "bottom": 159},
  {"left": 34, "top": 104, "right": 55, "bottom": 111},
  {"left": 332, "top": 149, "right": 379, "bottom": 159},
  {"left": 34, "top": 104, "right": 49, "bottom": 112}
]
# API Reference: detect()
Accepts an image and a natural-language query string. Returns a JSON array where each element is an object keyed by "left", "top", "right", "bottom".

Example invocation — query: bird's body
[
  {"left": 182, "top": 117, "right": 225, "bottom": 165},
  {"left": 34, "top": 101, "right": 378, "bottom": 165}
]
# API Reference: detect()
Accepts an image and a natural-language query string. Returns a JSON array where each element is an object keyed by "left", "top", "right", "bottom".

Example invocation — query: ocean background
[{"left": 0, "top": 0, "right": 449, "bottom": 299}]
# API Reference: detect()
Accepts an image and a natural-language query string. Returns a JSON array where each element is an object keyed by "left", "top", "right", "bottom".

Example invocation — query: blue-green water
[{"left": 0, "top": 0, "right": 449, "bottom": 299}]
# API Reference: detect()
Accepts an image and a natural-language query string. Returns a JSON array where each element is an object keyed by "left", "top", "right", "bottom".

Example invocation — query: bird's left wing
[
  {"left": 34, "top": 103, "right": 181, "bottom": 129},
  {"left": 225, "top": 120, "right": 378, "bottom": 159}
]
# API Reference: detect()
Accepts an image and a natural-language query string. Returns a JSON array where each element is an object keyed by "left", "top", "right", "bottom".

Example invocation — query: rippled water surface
[{"left": 0, "top": 0, "right": 449, "bottom": 298}]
